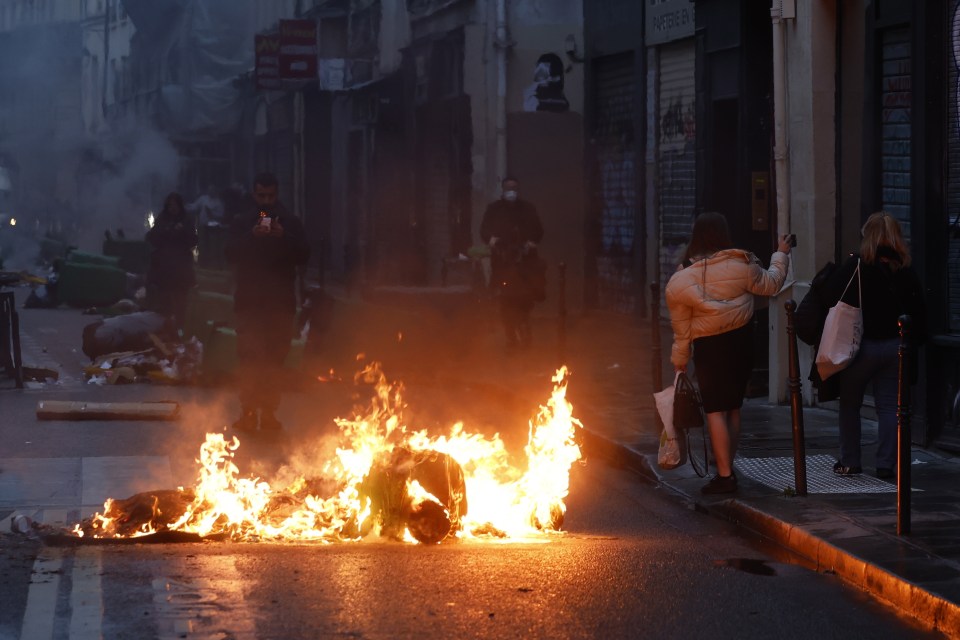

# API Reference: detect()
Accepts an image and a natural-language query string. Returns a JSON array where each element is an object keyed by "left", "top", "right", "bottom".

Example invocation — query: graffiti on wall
[
  {"left": 594, "top": 147, "right": 637, "bottom": 313},
  {"left": 659, "top": 95, "right": 695, "bottom": 147},
  {"left": 523, "top": 53, "right": 570, "bottom": 113}
]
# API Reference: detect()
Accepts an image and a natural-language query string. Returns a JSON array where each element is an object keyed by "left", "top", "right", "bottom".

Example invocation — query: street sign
[
  {"left": 278, "top": 19, "right": 318, "bottom": 81},
  {"left": 255, "top": 34, "right": 281, "bottom": 90}
]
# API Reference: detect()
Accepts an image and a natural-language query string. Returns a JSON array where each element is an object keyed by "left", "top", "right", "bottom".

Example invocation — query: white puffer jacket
[{"left": 665, "top": 248, "right": 790, "bottom": 367}]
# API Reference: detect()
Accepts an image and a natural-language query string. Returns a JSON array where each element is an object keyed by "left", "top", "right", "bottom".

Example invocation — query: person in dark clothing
[
  {"left": 820, "top": 212, "right": 927, "bottom": 479},
  {"left": 145, "top": 192, "right": 197, "bottom": 329},
  {"left": 479, "top": 176, "right": 545, "bottom": 351},
  {"left": 225, "top": 172, "right": 310, "bottom": 432}
]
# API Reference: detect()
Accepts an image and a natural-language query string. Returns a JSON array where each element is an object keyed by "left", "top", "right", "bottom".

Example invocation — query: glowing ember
[{"left": 74, "top": 365, "right": 583, "bottom": 544}]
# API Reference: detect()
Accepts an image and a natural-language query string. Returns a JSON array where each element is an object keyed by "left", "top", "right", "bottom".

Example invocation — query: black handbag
[{"left": 674, "top": 372, "right": 704, "bottom": 431}]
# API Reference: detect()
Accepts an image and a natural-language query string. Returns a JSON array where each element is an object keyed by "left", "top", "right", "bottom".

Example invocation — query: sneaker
[
  {"left": 876, "top": 467, "right": 895, "bottom": 480},
  {"left": 260, "top": 412, "right": 284, "bottom": 431},
  {"left": 701, "top": 473, "right": 738, "bottom": 495},
  {"left": 232, "top": 411, "right": 258, "bottom": 433},
  {"left": 832, "top": 460, "right": 862, "bottom": 476}
]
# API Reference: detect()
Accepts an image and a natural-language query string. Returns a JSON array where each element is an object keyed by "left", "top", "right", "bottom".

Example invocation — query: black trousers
[{"left": 235, "top": 311, "right": 294, "bottom": 414}]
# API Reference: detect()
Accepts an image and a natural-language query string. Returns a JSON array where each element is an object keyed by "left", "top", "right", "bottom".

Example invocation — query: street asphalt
[{"left": 1, "top": 282, "right": 959, "bottom": 637}]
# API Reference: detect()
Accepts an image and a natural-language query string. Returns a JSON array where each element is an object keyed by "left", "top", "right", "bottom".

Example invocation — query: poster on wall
[{"left": 523, "top": 53, "right": 570, "bottom": 113}]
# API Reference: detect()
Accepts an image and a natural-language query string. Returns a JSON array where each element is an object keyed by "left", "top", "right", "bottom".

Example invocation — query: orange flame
[{"left": 78, "top": 364, "right": 582, "bottom": 543}]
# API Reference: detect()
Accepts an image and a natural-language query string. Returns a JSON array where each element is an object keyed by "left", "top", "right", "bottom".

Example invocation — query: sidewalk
[{"left": 568, "top": 313, "right": 960, "bottom": 638}]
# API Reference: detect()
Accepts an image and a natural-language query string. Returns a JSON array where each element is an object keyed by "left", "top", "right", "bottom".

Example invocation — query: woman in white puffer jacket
[{"left": 666, "top": 212, "right": 792, "bottom": 495}]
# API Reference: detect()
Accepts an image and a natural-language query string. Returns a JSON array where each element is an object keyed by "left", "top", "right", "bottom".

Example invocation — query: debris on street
[
  {"left": 35, "top": 400, "right": 181, "bottom": 421},
  {"left": 22, "top": 366, "right": 59, "bottom": 383}
]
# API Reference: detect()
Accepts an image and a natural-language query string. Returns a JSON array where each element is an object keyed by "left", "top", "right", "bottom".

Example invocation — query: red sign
[
  {"left": 278, "top": 19, "right": 318, "bottom": 81},
  {"left": 255, "top": 34, "right": 281, "bottom": 90}
]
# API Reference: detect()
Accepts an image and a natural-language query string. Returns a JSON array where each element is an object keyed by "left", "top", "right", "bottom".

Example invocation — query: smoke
[
  {"left": 75, "top": 118, "right": 181, "bottom": 250},
  {"left": 0, "top": 21, "right": 182, "bottom": 263},
  {"left": 0, "top": 0, "right": 276, "bottom": 265}
]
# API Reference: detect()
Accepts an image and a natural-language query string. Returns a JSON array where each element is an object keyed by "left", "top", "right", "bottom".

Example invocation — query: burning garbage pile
[{"left": 66, "top": 364, "right": 583, "bottom": 544}]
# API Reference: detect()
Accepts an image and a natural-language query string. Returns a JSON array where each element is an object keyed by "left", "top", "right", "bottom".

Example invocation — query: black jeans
[{"left": 235, "top": 311, "right": 294, "bottom": 415}]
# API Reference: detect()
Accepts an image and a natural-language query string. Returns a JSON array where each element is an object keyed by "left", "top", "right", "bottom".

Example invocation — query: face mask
[{"left": 503, "top": 190, "right": 518, "bottom": 202}]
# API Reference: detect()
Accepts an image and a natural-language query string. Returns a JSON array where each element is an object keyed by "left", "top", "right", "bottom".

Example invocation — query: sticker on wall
[{"left": 523, "top": 53, "right": 570, "bottom": 113}]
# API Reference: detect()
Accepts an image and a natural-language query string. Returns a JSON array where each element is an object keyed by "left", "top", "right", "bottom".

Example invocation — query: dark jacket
[
  {"left": 479, "top": 198, "right": 543, "bottom": 260},
  {"left": 225, "top": 203, "right": 310, "bottom": 315},
  {"left": 145, "top": 213, "right": 198, "bottom": 290},
  {"left": 479, "top": 198, "right": 545, "bottom": 300},
  {"left": 810, "top": 250, "right": 927, "bottom": 401}
]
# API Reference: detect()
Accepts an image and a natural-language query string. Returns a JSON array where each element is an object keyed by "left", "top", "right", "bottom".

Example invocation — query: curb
[
  {"left": 581, "top": 427, "right": 960, "bottom": 639},
  {"left": 716, "top": 500, "right": 960, "bottom": 638}
]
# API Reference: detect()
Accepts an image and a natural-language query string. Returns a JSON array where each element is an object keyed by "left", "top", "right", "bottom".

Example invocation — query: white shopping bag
[
  {"left": 655, "top": 373, "right": 684, "bottom": 469},
  {"left": 816, "top": 260, "right": 863, "bottom": 381}
]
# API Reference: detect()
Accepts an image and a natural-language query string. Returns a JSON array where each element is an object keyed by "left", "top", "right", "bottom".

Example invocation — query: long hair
[
  {"left": 683, "top": 212, "right": 733, "bottom": 263},
  {"left": 860, "top": 211, "right": 910, "bottom": 269},
  {"left": 161, "top": 192, "right": 185, "bottom": 219}
]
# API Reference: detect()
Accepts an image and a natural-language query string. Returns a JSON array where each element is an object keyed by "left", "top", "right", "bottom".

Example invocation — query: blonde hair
[{"left": 860, "top": 211, "right": 910, "bottom": 268}]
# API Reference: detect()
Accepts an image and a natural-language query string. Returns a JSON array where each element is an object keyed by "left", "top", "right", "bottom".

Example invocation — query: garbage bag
[{"left": 82, "top": 311, "right": 171, "bottom": 360}]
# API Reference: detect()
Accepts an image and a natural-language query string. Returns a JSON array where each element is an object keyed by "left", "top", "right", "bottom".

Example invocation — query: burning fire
[{"left": 74, "top": 365, "right": 583, "bottom": 544}]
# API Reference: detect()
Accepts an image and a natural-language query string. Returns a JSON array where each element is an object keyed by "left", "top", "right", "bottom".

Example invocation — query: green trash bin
[
  {"left": 65, "top": 250, "right": 121, "bottom": 268},
  {"left": 57, "top": 260, "right": 128, "bottom": 307},
  {"left": 103, "top": 238, "right": 150, "bottom": 274},
  {"left": 197, "top": 225, "right": 230, "bottom": 269}
]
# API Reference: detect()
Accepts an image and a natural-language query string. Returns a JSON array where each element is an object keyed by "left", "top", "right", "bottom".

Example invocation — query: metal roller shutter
[
  {"left": 657, "top": 39, "right": 696, "bottom": 293},
  {"left": 880, "top": 28, "right": 912, "bottom": 239},
  {"left": 658, "top": 39, "right": 696, "bottom": 242},
  {"left": 593, "top": 53, "right": 638, "bottom": 313},
  {"left": 947, "top": 10, "right": 960, "bottom": 330}
]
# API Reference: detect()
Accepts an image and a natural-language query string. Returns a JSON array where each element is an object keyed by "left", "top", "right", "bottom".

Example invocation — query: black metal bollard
[
  {"left": 897, "top": 314, "right": 912, "bottom": 536},
  {"left": 784, "top": 300, "right": 807, "bottom": 496},
  {"left": 558, "top": 262, "right": 567, "bottom": 364}
]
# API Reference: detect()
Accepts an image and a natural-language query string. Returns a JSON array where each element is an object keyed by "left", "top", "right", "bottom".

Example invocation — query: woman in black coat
[
  {"left": 824, "top": 212, "right": 926, "bottom": 479},
  {"left": 145, "top": 192, "right": 197, "bottom": 329}
]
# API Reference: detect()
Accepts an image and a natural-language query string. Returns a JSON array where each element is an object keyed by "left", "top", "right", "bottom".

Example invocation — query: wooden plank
[{"left": 36, "top": 401, "right": 180, "bottom": 421}]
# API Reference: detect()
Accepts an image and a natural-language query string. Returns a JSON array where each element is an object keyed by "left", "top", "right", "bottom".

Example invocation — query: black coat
[
  {"left": 807, "top": 252, "right": 926, "bottom": 401},
  {"left": 479, "top": 198, "right": 545, "bottom": 299},
  {"left": 146, "top": 214, "right": 198, "bottom": 290},
  {"left": 479, "top": 198, "right": 543, "bottom": 259},
  {"left": 225, "top": 204, "right": 311, "bottom": 316}
]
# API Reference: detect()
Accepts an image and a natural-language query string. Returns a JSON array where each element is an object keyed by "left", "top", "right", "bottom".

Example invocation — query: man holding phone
[{"left": 225, "top": 172, "right": 311, "bottom": 433}]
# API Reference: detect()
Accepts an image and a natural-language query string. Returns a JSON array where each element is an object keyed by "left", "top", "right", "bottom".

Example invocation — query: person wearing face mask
[{"left": 479, "top": 176, "right": 545, "bottom": 351}]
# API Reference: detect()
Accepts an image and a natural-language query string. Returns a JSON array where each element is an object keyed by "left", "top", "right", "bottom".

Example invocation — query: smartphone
[{"left": 788, "top": 234, "right": 797, "bottom": 248}]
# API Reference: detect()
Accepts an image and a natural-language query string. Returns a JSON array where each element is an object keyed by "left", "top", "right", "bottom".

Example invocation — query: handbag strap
[{"left": 839, "top": 259, "right": 861, "bottom": 306}]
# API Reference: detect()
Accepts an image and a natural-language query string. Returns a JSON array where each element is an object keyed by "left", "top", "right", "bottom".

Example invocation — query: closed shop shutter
[
  {"left": 947, "top": 9, "right": 960, "bottom": 330},
  {"left": 657, "top": 39, "right": 696, "bottom": 290},
  {"left": 593, "top": 53, "right": 638, "bottom": 313},
  {"left": 880, "top": 28, "right": 911, "bottom": 239},
  {"left": 658, "top": 40, "right": 696, "bottom": 241}
]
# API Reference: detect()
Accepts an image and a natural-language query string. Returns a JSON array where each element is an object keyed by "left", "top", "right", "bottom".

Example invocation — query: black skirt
[{"left": 692, "top": 321, "right": 754, "bottom": 413}]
